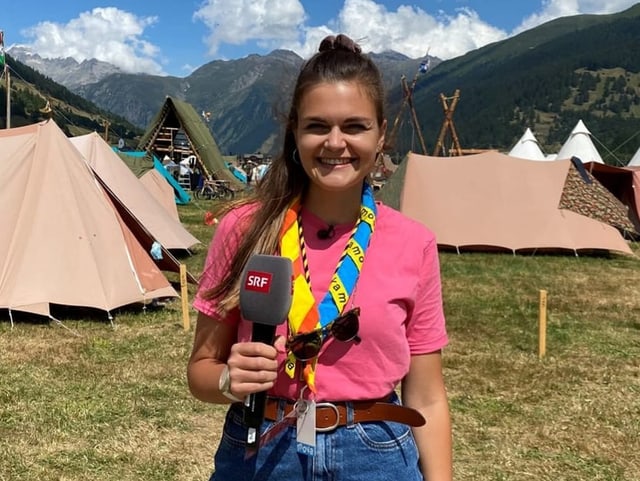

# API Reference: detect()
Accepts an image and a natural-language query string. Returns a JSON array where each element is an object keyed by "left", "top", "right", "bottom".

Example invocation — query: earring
[{"left": 292, "top": 148, "right": 301, "bottom": 165}]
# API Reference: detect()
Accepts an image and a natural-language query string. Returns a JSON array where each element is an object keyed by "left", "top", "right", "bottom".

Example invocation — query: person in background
[
  {"left": 187, "top": 33, "right": 452, "bottom": 481},
  {"left": 245, "top": 161, "right": 254, "bottom": 186}
]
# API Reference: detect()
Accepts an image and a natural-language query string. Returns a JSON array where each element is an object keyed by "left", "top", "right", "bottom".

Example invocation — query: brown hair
[{"left": 203, "top": 34, "right": 386, "bottom": 313}]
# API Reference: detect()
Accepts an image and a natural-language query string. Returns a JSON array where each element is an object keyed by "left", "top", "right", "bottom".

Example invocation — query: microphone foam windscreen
[{"left": 239, "top": 254, "right": 293, "bottom": 325}]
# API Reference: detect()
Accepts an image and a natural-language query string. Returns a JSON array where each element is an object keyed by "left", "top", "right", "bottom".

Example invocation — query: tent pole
[{"left": 5, "top": 69, "right": 10, "bottom": 129}]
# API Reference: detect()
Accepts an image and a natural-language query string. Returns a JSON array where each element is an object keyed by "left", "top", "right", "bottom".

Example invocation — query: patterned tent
[{"left": 558, "top": 160, "right": 636, "bottom": 236}]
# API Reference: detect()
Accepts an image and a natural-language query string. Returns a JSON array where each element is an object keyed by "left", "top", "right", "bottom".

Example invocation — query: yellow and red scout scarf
[{"left": 279, "top": 183, "right": 377, "bottom": 392}]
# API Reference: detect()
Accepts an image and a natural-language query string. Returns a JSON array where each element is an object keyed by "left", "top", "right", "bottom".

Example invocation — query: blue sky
[{"left": 4, "top": 0, "right": 638, "bottom": 77}]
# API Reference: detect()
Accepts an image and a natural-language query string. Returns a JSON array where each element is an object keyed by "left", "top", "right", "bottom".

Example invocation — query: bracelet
[{"left": 218, "top": 364, "right": 244, "bottom": 403}]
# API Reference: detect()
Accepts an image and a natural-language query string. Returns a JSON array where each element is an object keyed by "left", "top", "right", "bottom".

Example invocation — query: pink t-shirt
[{"left": 194, "top": 201, "right": 448, "bottom": 401}]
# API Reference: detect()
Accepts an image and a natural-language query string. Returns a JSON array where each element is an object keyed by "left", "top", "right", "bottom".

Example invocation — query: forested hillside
[
  {"left": 404, "top": 5, "right": 640, "bottom": 162},
  {"left": 0, "top": 54, "right": 141, "bottom": 141}
]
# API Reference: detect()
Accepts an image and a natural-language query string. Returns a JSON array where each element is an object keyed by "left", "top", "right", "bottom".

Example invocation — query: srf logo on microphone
[{"left": 244, "top": 271, "right": 272, "bottom": 293}]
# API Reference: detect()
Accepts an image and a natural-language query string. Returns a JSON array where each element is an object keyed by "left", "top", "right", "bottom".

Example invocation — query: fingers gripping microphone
[{"left": 239, "top": 254, "right": 292, "bottom": 450}]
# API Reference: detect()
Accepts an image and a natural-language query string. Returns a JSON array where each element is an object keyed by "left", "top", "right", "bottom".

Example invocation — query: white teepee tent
[
  {"left": 509, "top": 128, "right": 547, "bottom": 160},
  {"left": 557, "top": 119, "right": 604, "bottom": 164},
  {"left": 628, "top": 145, "right": 640, "bottom": 166}
]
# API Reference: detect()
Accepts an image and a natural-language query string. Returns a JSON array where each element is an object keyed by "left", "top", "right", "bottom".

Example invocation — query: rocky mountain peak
[{"left": 7, "top": 45, "right": 122, "bottom": 89}]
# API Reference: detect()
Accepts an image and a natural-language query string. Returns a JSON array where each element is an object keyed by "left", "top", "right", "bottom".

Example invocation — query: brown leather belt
[{"left": 264, "top": 396, "right": 426, "bottom": 432}]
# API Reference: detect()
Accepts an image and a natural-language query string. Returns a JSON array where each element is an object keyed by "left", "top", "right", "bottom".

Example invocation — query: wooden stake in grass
[
  {"left": 538, "top": 289, "right": 547, "bottom": 358},
  {"left": 180, "top": 264, "right": 190, "bottom": 331}
]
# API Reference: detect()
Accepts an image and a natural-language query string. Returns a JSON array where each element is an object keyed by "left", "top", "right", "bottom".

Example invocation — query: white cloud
[
  {"left": 193, "top": 0, "right": 307, "bottom": 56},
  {"left": 278, "top": 26, "right": 335, "bottom": 59},
  {"left": 515, "top": 0, "right": 638, "bottom": 34},
  {"left": 194, "top": 0, "right": 508, "bottom": 60},
  {"left": 336, "top": 1, "right": 507, "bottom": 60},
  {"left": 203, "top": 0, "right": 508, "bottom": 61},
  {"left": 182, "top": 63, "right": 197, "bottom": 74},
  {"left": 194, "top": 0, "right": 639, "bottom": 62},
  {"left": 21, "top": 7, "right": 165, "bottom": 74}
]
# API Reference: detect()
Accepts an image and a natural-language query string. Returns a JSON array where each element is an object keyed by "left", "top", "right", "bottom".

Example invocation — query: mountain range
[
  {"left": 6, "top": 3, "right": 640, "bottom": 163},
  {"left": 9, "top": 46, "right": 430, "bottom": 155}
]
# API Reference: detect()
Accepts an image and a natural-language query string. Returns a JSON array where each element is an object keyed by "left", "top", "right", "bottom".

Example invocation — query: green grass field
[{"left": 1, "top": 200, "right": 639, "bottom": 481}]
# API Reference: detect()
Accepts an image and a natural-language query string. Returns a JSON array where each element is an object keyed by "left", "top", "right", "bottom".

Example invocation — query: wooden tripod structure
[
  {"left": 387, "top": 73, "right": 428, "bottom": 155},
  {"left": 433, "top": 89, "right": 463, "bottom": 156}
]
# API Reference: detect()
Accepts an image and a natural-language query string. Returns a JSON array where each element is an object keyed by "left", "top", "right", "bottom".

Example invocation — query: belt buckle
[{"left": 315, "top": 402, "right": 340, "bottom": 432}]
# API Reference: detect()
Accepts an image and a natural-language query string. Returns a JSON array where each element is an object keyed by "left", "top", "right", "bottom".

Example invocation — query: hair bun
[{"left": 318, "top": 34, "right": 362, "bottom": 54}]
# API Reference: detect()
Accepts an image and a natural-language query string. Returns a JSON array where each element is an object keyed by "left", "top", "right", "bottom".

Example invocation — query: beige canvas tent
[
  {"left": 379, "top": 151, "right": 633, "bottom": 255},
  {"left": 139, "top": 168, "right": 181, "bottom": 221},
  {"left": 0, "top": 120, "right": 178, "bottom": 318},
  {"left": 70, "top": 132, "right": 199, "bottom": 250}
]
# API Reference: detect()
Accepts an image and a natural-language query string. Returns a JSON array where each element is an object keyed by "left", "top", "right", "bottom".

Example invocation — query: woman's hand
[
  {"left": 188, "top": 311, "right": 286, "bottom": 404},
  {"left": 224, "top": 336, "right": 285, "bottom": 398}
]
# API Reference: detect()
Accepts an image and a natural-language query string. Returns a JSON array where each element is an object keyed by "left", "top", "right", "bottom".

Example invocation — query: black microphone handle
[{"left": 243, "top": 323, "right": 278, "bottom": 432}]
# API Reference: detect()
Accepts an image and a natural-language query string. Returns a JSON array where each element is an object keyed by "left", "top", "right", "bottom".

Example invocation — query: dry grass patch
[{"left": 441, "top": 249, "right": 640, "bottom": 480}]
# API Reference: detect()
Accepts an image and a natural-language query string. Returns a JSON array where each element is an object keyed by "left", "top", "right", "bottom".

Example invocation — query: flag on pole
[
  {"left": 418, "top": 48, "right": 431, "bottom": 74},
  {"left": 0, "top": 31, "right": 5, "bottom": 68},
  {"left": 419, "top": 58, "right": 430, "bottom": 74}
]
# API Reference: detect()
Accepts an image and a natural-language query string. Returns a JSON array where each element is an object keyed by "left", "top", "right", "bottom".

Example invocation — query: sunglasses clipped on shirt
[{"left": 286, "top": 307, "right": 361, "bottom": 361}]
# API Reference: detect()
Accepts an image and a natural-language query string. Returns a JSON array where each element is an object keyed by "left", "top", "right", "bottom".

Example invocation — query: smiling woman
[
  {"left": 187, "top": 33, "right": 452, "bottom": 481},
  {"left": 294, "top": 81, "right": 386, "bottom": 199}
]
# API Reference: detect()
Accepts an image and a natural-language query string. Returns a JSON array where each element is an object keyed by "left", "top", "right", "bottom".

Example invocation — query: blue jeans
[{"left": 209, "top": 393, "right": 423, "bottom": 481}]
